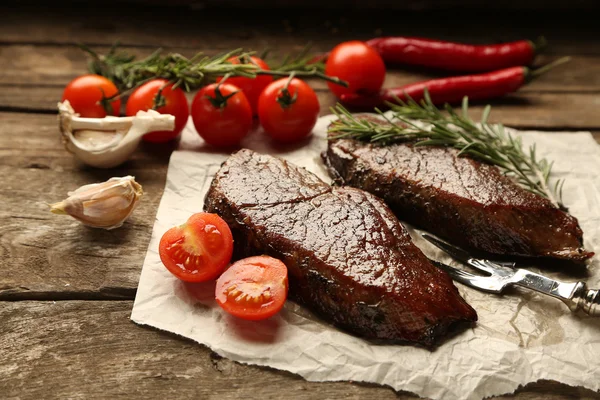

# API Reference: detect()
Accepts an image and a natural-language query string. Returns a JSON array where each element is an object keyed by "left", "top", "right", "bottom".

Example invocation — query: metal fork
[{"left": 422, "top": 234, "right": 600, "bottom": 316}]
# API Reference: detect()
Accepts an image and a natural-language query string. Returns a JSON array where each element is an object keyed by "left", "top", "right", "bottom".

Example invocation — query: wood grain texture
[
  {"left": 1, "top": 301, "right": 599, "bottom": 400},
  {"left": 2, "top": 6, "right": 600, "bottom": 55},
  {"left": 3, "top": 84, "right": 600, "bottom": 129},
  {"left": 1, "top": 112, "right": 176, "bottom": 300},
  {"left": 2, "top": 4, "right": 600, "bottom": 399},
  {"left": 2, "top": 44, "right": 599, "bottom": 92}
]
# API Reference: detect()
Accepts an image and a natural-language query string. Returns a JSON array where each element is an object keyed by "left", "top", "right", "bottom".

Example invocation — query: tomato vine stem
[
  {"left": 276, "top": 72, "right": 298, "bottom": 109},
  {"left": 79, "top": 43, "right": 347, "bottom": 102}
]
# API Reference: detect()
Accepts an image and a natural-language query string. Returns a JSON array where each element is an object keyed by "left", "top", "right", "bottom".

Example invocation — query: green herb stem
[{"left": 80, "top": 43, "right": 344, "bottom": 96}]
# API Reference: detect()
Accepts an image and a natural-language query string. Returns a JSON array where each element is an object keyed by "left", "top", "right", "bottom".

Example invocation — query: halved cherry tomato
[
  {"left": 159, "top": 213, "right": 233, "bottom": 283},
  {"left": 62, "top": 74, "right": 121, "bottom": 118},
  {"left": 215, "top": 255, "right": 288, "bottom": 321},
  {"left": 325, "top": 41, "right": 386, "bottom": 99},
  {"left": 191, "top": 83, "right": 253, "bottom": 147},
  {"left": 258, "top": 77, "right": 320, "bottom": 143},
  {"left": 125, "top": 79, "right": 190, "bottom": 143},
  {"left": 217, "top": 56, "right": 272, "bottom": 115}
]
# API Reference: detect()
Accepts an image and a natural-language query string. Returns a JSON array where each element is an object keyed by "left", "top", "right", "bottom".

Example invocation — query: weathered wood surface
[
  {"left": 4, "top": 85, "right": 600, "bottom": 130},
  {"left": 3, "top": 45, "right": 600, "bottom": 92},
  {"left": 1, "top": 112, "right": 174, "bottom": 300},
  {"left": 2, "top": 301, "right": 599, "bottom": 400},
  {"left": 8, "top": 87, "right": 596, "bottom": 129},
  {"left": 3, "top": 7, "right": 600, "bottom": 54},
  {"left": 2, "top": 4, "right": 600, "bottom": 399}
]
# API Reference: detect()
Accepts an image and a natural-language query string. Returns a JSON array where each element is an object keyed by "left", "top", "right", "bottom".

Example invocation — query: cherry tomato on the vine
[
  {"left": 159, "top": 212, "right": 234, "bottom": 283},
  {"left": 191, "top": 83, "right": 253, "bottom": 148},
  {"left": 215, "top": 255, "right": 288, "bottom": 321},
  {"left": 62, "top": 74, "right": 121, "bottom": 118},
  {"left": 325, "top": 41, "right": 386, "bottom": 99},
  {"left": 258, "top": 78, "right": 319, "bottom": 143},
  {"left": 125, "top": 79, "right": 190, "bottom": 143},
  {"left": 217, "top": 56, "right": 272, "bottom": 115}
]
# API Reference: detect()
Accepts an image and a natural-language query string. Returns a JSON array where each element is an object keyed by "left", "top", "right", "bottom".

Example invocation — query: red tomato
[
  {"left": 215, "top": 255, "right": 288, "bottom": 321},
  {"left": 62, "top": 74, "right": 121, "bottom": 118},
  {"left": 258, "top": 78, "right": 320, "bottom": 143},
  {"left": 125, "top": 79, "right": 189, "bottom": 143},
  {"left": 217, "top": 56, "right": 272, "bottom": 115},
  {"left": 191, "top": 83, "right": 253, "bottom": 147},
  {"left": 325, "top": 41, "right": 386, "bottom": 99},
  {"left": 159, "top": 213, "right": 234, "bottom": 283}
]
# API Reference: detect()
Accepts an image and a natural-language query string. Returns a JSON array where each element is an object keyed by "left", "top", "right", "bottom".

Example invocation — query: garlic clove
[
  {"left": 71, "top": 129, "right": 124, "bottom": 153},
  {"left": 58, "top": 100, "right": 175, "bottom": 168},
  {"left": 50, "top": 176, "right": 143, "bottom": 230}
]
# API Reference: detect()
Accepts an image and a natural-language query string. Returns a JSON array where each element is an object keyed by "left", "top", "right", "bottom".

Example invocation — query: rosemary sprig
[
  {"left": 328, "top": 90, "right": 565, "bottom": 209},
  {"left": 268, "top": 43, "right": 326, "bottom": 74},
  {"left": 80, "top": 44, "right": 341, "bottom": 96}
]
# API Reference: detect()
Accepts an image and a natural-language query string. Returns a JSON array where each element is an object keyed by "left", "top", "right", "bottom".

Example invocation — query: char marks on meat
[
  {"left": 323, "top": 132, "right": 593, "bottom": 262},
  {"left": 204, "top": 149, "right": 476, "bottom": 347}
]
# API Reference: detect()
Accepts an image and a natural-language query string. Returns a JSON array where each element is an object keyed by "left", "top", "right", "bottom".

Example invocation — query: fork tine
[
  {"left": 422, "top": 234, "right": 495, "bottom": 275},
  {"left": 468, "top": 259, "right": 498, "bottom": 275},
  {"left": 422, "top": 234, "right": 472, "bottom": 263},
  {"left": 430, "top": 260, "right": 478, "bottom": 281},
  {"left": 430, "top": 260, "right": 503, "bottom": 294}
]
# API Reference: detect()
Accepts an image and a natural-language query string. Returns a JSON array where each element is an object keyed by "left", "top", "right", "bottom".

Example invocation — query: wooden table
[{"left": 2, "top": 4, "right": 600, "bottom": 399}]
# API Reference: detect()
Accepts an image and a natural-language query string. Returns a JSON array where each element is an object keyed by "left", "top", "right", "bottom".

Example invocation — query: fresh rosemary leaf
[
  {"left": 268, "top": 43, "right": 326, "bottom": 74},
  {"left": 79, "top": 43, "right": 344, "bottom": 99},
  {"left": 328, "top": 90, "right": 564, "bottom": 209}
]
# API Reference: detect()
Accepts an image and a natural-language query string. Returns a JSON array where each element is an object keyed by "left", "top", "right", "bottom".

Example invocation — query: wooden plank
[
  {"left": 3, "top": 84, "right": 600, "bottom": 129},
  {"left": 2, "top": 6, "right": 598, "bottom": 400},
  {"left": 0, "top": 300, "right": 597, "bottom": 399},
  {"left": 0, "top": 301, "right": 589, "bottom": 400},
  {"left": 319, "top": 92, "right": 600, "bottom": 130},
  {"left": 0, "top": 112, "right": 173, "bottom": 300},
  {"left": 1, "top": 44, "right": 597, "bottom": 92},
  {"left": 2, "top": 6, "right": 600, "bottom": 55},
  {"left": 0, "top": 301, "right": 400, "bottom": 399}
]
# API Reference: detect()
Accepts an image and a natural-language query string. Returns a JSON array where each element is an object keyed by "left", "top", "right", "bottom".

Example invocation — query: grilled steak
[
  {"left": 205, "top": 149, "right": 477, "bottom": 347},
  {"left": 323, "top": 134, "right": 593, "bottom": 262}
]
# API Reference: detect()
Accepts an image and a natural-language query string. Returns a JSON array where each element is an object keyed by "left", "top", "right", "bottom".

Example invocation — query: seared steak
[
  {"left": 205, "top": 149, "right": 477, "bottom": 347},
  {"left": 323, "top": 135, "right": 593, "bottom": 262}
]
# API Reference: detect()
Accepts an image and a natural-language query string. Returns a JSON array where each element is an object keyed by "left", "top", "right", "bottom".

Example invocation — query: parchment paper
[{"left": 131, "top": 115, "right": 600, "bottom": 400}]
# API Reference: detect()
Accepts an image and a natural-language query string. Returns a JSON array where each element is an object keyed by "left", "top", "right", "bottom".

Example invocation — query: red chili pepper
[
  {"left": 339, "top": 57, "right": 570, "bottom": 110},
  {"left": 365, "top": 36, "right": 546, "bottom": 72}
]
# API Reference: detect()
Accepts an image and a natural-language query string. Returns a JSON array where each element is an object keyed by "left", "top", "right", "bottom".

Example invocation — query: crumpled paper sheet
[{"left": 131, "top": 115, "right": 600, "bottom": 400}]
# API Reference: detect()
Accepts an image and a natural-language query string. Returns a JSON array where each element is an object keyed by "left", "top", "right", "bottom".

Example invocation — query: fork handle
[
  {"left": 570, "top": 283, "right": 600, "bottom": 316},
  {"left": 514, "top": 270, "right": 600, "bottom": 316}
]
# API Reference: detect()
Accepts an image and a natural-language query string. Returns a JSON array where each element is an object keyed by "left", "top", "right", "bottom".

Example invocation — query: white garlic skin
[
  {"left": 64, "top": 130, "right": 141, "bottom": 169},
  {"left": 50, "top": 176, "right": 143, "bottom": 230},
  {"left": 58, "top": 101, "right": 175, "bottom": 169}
]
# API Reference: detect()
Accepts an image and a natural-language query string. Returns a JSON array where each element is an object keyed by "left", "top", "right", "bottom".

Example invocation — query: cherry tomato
[
  {"left": 125, "top": 79, "right": 189, "bottom": 143},
  {"left": 62, "top": 74, "right": 121, "bottom": 118},
  {"left": 217, "top": 56, "right": 272, "bottom": 115},
  {"left": 215, "top": 255, "right": 288, "bottom": 321},
  {"left": 191, "top": 83, "right": 253, "bottom": 147},
  {"left": 159, "top": 212, "right": 234, "bottom": 283},
  {"left": 258, "top": 78, "right": 319, "bottom": 143},
  {"left": 325, "top": 41, "right": 386, "bottom": 99}
]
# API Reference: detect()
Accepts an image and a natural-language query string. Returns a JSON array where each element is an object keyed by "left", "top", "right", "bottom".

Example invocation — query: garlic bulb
[
  {"left": 58, "top": 101, "right": 175, "bottom": 168},
  {"left": 50, "top": 176, "right": 143, "bottom": 230}
]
